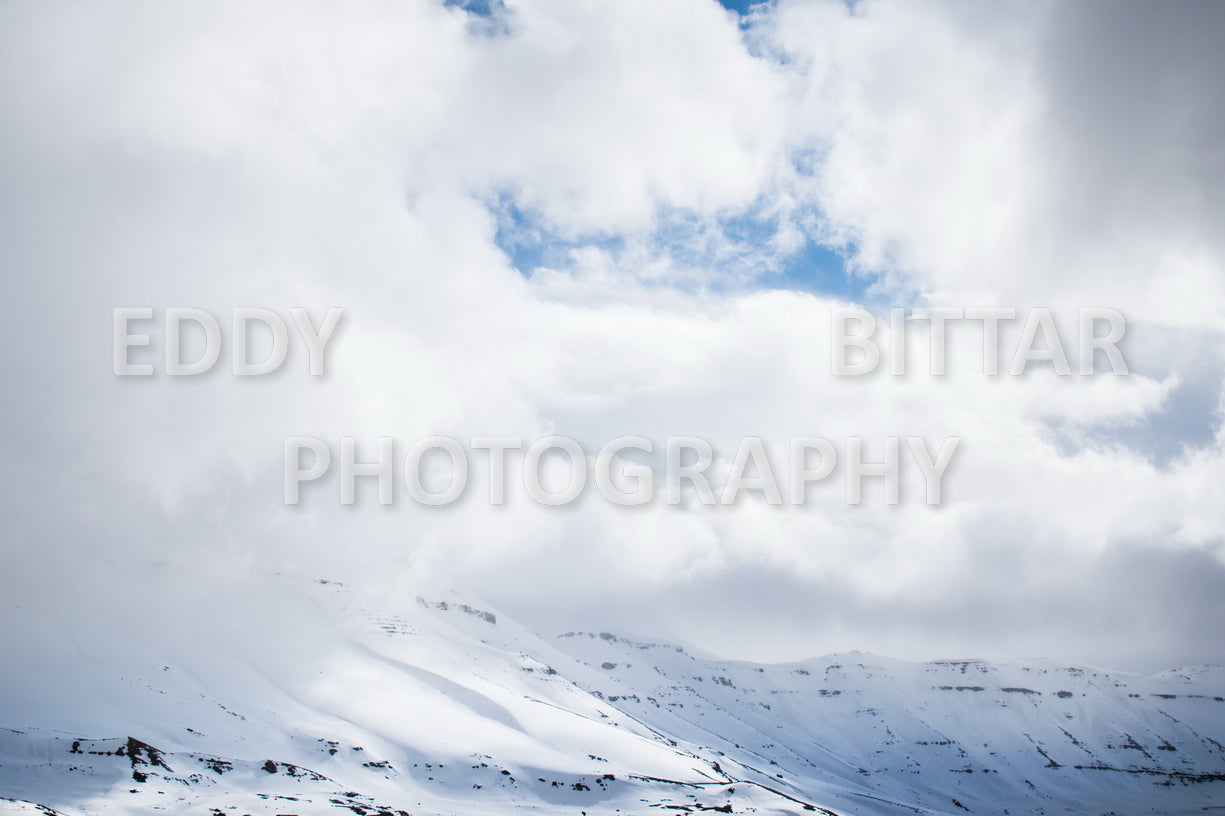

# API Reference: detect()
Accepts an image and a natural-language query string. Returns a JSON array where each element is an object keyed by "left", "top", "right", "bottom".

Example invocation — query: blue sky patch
[
  {"left": 492, "top": 190, "right": 873, "bottom": 302},
  {"left": 1048, "top": 367, "right": 1223, "bottom": 469}
]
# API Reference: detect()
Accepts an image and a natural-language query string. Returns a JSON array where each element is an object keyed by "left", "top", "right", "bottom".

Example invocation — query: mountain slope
[{"left": 1, "top": 578, "right": 1222, "bottom": 815}]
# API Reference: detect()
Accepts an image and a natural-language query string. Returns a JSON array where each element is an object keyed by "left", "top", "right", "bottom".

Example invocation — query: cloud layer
[{"left": 2, "top": 0, "right": 1224, "bottom": 675}]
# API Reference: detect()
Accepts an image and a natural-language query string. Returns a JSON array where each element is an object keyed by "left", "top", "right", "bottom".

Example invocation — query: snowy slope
[
  {"left": 549, "top": 635, "right": 1225, "bottom": 815},
  {"left": 1, "top": 578, "right": 1222, "bottom": 815}
]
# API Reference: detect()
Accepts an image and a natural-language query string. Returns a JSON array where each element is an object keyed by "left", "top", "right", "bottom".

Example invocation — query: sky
[{"left": 1, "top": 0, "right": 1224, "bottom": 677}]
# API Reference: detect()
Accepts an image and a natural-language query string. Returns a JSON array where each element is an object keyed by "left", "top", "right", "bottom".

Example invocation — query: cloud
[{"left": 1, "top": 0, "right": 1223, "bottom": 688}]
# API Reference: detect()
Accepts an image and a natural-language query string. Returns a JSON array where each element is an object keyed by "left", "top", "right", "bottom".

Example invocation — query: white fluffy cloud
[{"left": 1, "top": 0, "right": 1223, "bottom": 674}]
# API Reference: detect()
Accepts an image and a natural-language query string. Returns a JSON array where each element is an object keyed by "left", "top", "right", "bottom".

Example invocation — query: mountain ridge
[{"left": 1, "top": 578, "right": 1222, "bottom": 815}]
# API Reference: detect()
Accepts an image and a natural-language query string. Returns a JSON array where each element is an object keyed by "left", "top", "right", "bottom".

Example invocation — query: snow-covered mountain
[{"left": 2, "top": 578, "right": 1222, "bottom": 815}]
